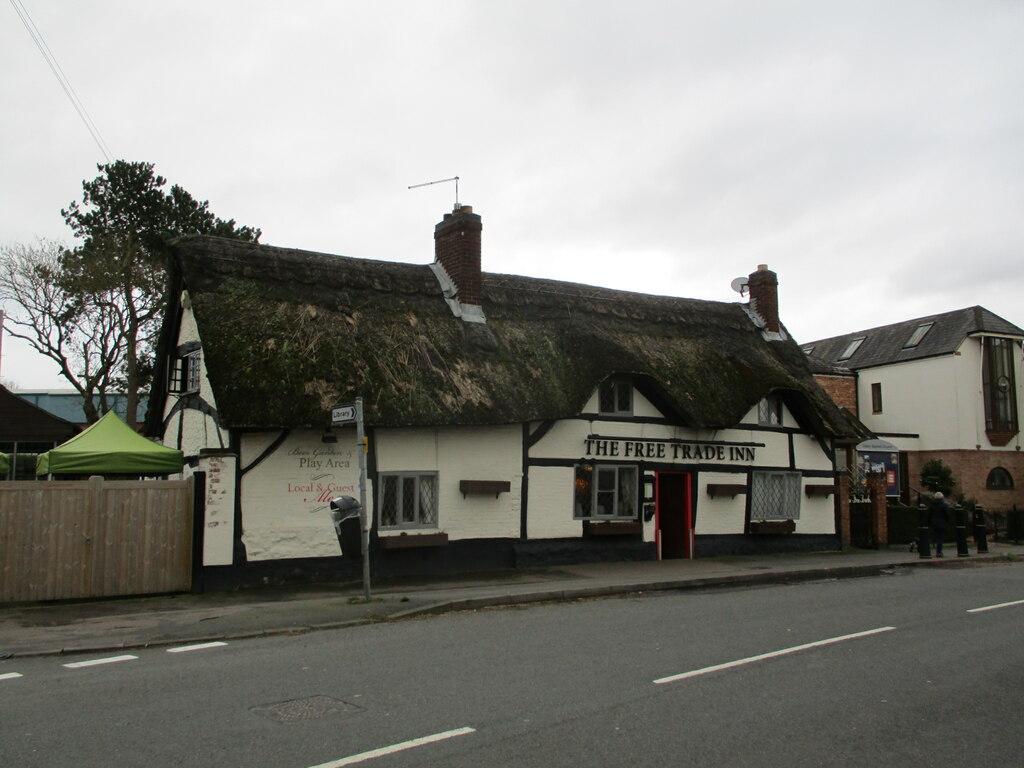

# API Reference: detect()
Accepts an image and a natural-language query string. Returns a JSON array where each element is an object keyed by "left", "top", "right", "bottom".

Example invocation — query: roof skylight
[
  {"left": 903, "top": 322, "right": 934, "bottom": 349},
  {"left": 838, "top": 337, "right": 865, "bottom": 361}
]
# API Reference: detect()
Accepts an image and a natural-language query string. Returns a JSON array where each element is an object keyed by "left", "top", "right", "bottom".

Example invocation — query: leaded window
[
  {"left": 750, "top": 471, "right": 801, "bottom": 521},
  {"left": 379, "top": 472, "right": 438, "bottom": 529},
  {"left": 982, "top": 337, "right": 1018, "bottom": 435},
  {"left": 758, "top": 394, "right": 782, "bottom": 426},
  {"left": 598, "top": 379, "right": 632, "bottom": 416}
]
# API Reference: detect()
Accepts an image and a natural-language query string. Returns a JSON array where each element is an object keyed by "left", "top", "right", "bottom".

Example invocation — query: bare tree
[{"left": 0, "top": 240, "right": 126, "bottom": 423}]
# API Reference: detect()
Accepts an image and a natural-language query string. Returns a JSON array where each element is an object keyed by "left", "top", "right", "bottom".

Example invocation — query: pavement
[{"left": 2, "top": 541, "right": 1022, "bottom": 659}]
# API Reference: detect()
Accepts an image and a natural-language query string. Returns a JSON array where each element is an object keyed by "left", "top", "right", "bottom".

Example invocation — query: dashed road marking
[
  {"left": 0, "top": 672, "right": 24, "bottom": 681},
  {"left": 967, "top": 598, "right": 1024, "bottom": 613},
  {"left": 62, "top": 654, "right": 138, "bottom": 669},
  {"left": 167, "top": 641, "right": 228, "bottom": 653},
  {"left": 307, "top": 727, "right": 477, "bottom": 767},
  {"left": 654, "top": 626, "right": 897, "bottom": 684}
]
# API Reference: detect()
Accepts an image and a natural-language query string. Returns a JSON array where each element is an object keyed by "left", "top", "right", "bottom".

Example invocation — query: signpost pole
[{"left": 356, "top": 397, "right": 371, "bottom": 599}]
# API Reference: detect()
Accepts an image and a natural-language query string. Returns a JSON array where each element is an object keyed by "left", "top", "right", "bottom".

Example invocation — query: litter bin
[{"left": 330, "top": 496, "right": 362, "bottom": 558}]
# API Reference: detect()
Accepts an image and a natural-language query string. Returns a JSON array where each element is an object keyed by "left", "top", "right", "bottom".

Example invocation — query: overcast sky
[{"left": 2, "top": 1, "right": 1022, "bottom": 390}]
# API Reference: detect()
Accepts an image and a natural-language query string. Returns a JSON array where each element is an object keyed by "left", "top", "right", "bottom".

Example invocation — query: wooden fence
[{"left": 0, "top": 476, "right": 194, "bottom": 604}]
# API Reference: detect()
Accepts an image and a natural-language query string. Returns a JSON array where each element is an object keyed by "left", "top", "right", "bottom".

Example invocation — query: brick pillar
[
  {"left": 867, "top": 472, "right": 889, "bottom": 547},
  {"left": 434, "top": 204, "right": 482, "bottom": 306},
  {"left": 838, "top": 473, "right": 852, "bottom": 549}
]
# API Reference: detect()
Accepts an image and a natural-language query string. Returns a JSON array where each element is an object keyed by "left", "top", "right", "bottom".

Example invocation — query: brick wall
[
  {"left": 906, "top": 449, "right": 1024, "bottom": 512},
  {"left": 747, "top": 266, "right": 779, "bottom": 333},
  {"left": 814, "top": 374, "right": 858, "bottom": 416},
  {"left": 434, "top": 206, "right": 482, "bottom": 306}
]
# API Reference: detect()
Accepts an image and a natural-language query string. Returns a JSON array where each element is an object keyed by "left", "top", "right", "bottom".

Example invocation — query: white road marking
[
  {"left": 0, "top": 672, "right": 24, "bottom": 681},
  {"left": 307, "top": 727, "right": 477, "bottom": 768},
  {"left": 967, "top": 598, "right": 1024, "bottom": 613},
  {"left": 62, "top": 654, "right": 138, "bottom": 669},
  {"left": 166, "top": 641, "right": 228, "bottom": 653},
  {"left": 653, "top": 626, "right": 897, "bottom": 684}
]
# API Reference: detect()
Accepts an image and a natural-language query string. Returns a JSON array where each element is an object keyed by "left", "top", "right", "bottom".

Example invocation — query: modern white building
[
  {"left": 804, "top": 307, "right": 1024, "bottom": 512},
  {"left": 148, "top": 205, "right": 866, "bottom": 587}
]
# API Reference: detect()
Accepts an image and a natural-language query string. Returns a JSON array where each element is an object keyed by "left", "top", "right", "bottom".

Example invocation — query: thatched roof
[{"left": 155, "top": 235, "right": 866, "bottom": 440}]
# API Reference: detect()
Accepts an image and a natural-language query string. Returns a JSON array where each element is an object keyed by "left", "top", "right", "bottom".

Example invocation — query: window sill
[
  {"left": 707, "top": 483, "right": 748, "bottom": 499},
  {"left": 584, "top": 520, "right": 643, "bottom": 536},
  {"left": 804, "top": 484, "right": 837, "bottom": 498},
  {"left": 378, "top": 532, "right": 449, "bottom": 549},
  {"left": 459, "top": 480, "right": 511, "bottom": 498},
  {"left": 986, "top": 429, "right": 1018, "bottom": 447},
  {"left": 749, "top": 520, "right": 796, "bottom": 535}
]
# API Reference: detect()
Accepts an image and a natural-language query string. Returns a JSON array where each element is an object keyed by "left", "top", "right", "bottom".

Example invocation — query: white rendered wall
[
  {"left": 694, "top": 473, "right": 749, "bottom": 535},
  {"left": 196, "top": 453, "right": 236, "bottom": 566},
  {"left": 858, "top": 355, "right": 961, "bottom": 448},
  {"left": 525, "top": 465, "right": 584, "bottom": 539},
  {"left": 528, "top": 384, "right": 831, "bottom": 539},
  {"left": 374, "top": 424, "right": 522, "bottom": 540},
  {"left": 794, "top": 495, "right": 835, "bottom": 534},
  {"left": 240, "top": 429, "right": 363, "bottom": 561}
]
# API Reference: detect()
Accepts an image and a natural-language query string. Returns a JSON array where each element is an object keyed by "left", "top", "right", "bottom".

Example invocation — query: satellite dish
[{"left": 730, "top": 277, "right": 749, "bottom": 296}]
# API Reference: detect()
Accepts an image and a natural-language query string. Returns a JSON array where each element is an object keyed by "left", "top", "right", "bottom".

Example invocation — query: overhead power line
[{"left": 9, "top": 0, "right": 113, "bottom": 161}]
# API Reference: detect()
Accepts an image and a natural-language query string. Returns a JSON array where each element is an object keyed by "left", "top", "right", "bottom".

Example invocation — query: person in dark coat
[{"left": 927, "top": 492, "right": 950, "bottom": 557}]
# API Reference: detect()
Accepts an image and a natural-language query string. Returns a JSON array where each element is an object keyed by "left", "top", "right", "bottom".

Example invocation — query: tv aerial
[
  {"left": 408, "top": 176, "right": 460, "bottom": 207},
  {"left": 730, "top": 276, "right": 749, "bottom": 297}
]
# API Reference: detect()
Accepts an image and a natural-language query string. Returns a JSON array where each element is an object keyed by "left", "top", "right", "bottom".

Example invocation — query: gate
[
  {"left": 849, "top": 500, "right": 875, "bottom": 548},
  {"left": 0, "top": 476, "right": 194, "bottom": 603}
]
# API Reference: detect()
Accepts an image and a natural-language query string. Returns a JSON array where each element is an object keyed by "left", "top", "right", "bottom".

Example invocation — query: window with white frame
[
  {"left": 750, "top": 471, "right": 801, "bottom": 521},
  {"left": 379, "top": 472, "right": 438, "bottom": 529},
  {"left": 574, "top": 464, "right": 638, "bottom": 519},
  {"left": 598, "top": 379, "right": 632, "bottom": 415}
]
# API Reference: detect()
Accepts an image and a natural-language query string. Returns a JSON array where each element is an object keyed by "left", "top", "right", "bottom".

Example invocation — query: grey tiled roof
[{"left": 803, "top": 306, "right": 1024, "bottom": 370}]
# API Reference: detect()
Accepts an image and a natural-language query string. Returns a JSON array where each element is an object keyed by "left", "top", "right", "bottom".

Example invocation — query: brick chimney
[
  {"left": 434, "top": 204, "right": 482, "bottom": 307},
  {"left": 747, "top": 264, "right": 780, "bottom": 334}
]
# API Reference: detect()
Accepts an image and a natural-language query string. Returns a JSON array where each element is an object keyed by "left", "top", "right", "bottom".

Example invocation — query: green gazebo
[{"left": 36, "top": 411, "right": 184, "bottom": 476}]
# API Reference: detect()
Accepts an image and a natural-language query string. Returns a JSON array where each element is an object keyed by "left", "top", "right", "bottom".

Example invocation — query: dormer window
[
  {"left": 599, "top": 379, "right": 632, "bottom": 416},
  {"left": 758, "top": 394, "right": 783, "bottom": 426},
  {"left": 838, "top": 337, "right": 865, "bottom": 361},
  {"left": 903, "top": 322, "right": 933, "bottom": 349},
  {"left": 170, "top": 349, "right": 202, "bottom": 394}
]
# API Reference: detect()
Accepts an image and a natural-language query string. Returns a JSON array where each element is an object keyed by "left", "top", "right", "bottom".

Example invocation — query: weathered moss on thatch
[{"left": 167, "top": 235, "right": 864, "bottom": 438}]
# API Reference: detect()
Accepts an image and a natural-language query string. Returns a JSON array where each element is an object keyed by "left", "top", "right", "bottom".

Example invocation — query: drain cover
[{"left": 251, "top": 695, "right": 363, "bottom": 723}]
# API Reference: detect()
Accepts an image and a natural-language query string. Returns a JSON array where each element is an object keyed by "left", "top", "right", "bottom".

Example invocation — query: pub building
[{"left": 148, "top": 205, "right": 868, "bottom": 588}]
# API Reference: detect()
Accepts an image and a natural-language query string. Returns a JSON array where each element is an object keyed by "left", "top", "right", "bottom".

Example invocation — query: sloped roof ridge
[
  {"left": 176, "top": 236, "right": 745, "bottom": 321},
  {"left": 804, "top": 305, "right": 1022, "bottom": 347}
]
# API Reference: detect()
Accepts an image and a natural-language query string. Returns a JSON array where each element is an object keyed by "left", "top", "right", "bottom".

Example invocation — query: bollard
[
  {"left": 955, "top": 504, "right": 970, "bottom": 557},
  {"left": 917, "top": 504, "right": 932, "bottom": 559},
  {"left": 973, "top": 505, "right": 989, "bottom": 554}
]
